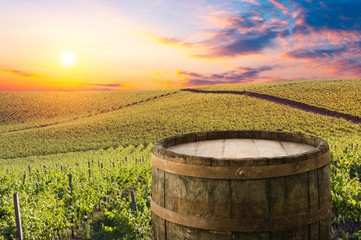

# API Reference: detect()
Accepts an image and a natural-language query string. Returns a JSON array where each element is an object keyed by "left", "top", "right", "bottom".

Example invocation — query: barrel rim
[{"left": 153, "top": 130, "right": 329, "bottom": 166}]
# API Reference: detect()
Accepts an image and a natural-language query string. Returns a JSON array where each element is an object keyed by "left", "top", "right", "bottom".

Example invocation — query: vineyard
[
  {"left": 0, "top": 89, "right": 177, "bottom": 133},
  {"left": 1, "top": 146, "right": 153, "bottom": 239},
  {"left": 0, "top": 78, "right": 361, "bottom": 239},
  {"left": 199, "top": 78, "right": 361, "bottom": 119}
]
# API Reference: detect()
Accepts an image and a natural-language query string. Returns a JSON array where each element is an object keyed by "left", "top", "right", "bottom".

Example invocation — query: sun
[{"left": 59, "top": 50, "right": 77, "bottom": 67}]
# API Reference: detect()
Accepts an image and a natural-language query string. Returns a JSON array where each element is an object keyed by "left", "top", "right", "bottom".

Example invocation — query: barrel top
[
  {"left": 167, "top": 139, "right": 315, "bottom": 159},
  {"left": 153, "top": 131, "right": 330, "bottom": 166}
]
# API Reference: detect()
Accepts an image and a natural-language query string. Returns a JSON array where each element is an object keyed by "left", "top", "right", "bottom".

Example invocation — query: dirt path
[{"left": 182, "top": 88, "right": 361, "bottom": 124}]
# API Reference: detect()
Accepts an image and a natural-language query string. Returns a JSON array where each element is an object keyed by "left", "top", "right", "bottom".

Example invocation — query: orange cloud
[
  {"left": 2, "top": 69, "right": 39, "bottom": 78},
  {"left": 238, "top": 0, "right": 261, "bottom": 6},
  {"left": 269, "top": 0, "right": 290, "bottom": 15},
  {"left": 139, "top": 31, "right": 193, "bottom": 48}
]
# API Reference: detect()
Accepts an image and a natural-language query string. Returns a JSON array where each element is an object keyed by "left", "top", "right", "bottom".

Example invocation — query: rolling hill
[{"left": 0, "top": 78, "right": 360, "bottom": 239}]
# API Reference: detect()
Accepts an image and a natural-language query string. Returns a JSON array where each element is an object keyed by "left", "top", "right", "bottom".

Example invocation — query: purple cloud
[
  {"left": 2, "top": 69, "right": 37, "bottom": 77},
  {"left": 56, "top": 88, "right": 117, "bottom": 92},
  {"left": 178, "top": 72, "right": 202, "bottom": 78},
  {"left": 193, "top": 9, "right": 287, "bottom": 58},
  {"left": 197, "top": 0, "right": 361, "bottom": 60},
  {"left": 155, "top": 7, "right": 291, "bottom": 59},
  {"left": 230, "top": 12, "right": 266, "bottom": 30},
  {"left": 198, "top": 30, "right": 279, "bottom": 58},
  {"left": 333, "top": 58, "right": 361, "bottom": 76},
  {"left": 180, "top": 65, "right": 275, "bottom": 86},
  {"left": 286, "top": 46, "right": 346, "bottom": 59},
  {"left": 87, "top": 83, "right": 123, "bottom": 88}
]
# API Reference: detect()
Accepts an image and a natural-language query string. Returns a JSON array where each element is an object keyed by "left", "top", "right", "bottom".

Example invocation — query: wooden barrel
[{"left": 151, "top": 130, "right": 332, "bottom": 240}]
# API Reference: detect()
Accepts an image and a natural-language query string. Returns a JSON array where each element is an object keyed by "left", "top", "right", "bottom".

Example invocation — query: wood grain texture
[
  {"left": 317, "top": 164, "right": 331, "bottom": 240},
  {"left": 280, "top": 141, "right": 315, "bottom": 155},
  {"left": 223, "top": 139, "right": 258, "bottom": 158},
  {"left": 164, "top": 172, "right": 231, "bottom": 218},
  {"left": 254, "top": 139, "right": 287, "bottom": 157},
  {"left": 165, "top": 221, "right": 235, "bottom": 240},
  {"left": 152, "top": 167, "right": 166, "bottom": 240},
  {"left": 231, "top": 179, "right": 269, "bottom": 220},
  {"left": 194, "top": 139, "right": 225, "bottom": 158},
  {"left": 152, "top": 130, "right": 331, "bottom": 239},
  {"left": 269, "top": 177, "right": 286, "bottom": 220},
  {"left": 168, "top": 139, "right": 315, "bottom": 159},
  {"left": 152, "top": 153, "right": 330, "bottom": 180}
]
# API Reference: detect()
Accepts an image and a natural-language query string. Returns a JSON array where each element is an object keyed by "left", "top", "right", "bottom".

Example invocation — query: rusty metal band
[
  {"left": 152, "top": 151, "right": 330, "bottom": 179},
  {"left": 151, "top": 198, "right": 332, "bottom": 232}
]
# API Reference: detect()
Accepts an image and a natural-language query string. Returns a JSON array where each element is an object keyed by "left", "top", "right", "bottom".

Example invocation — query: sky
[{"left": 0, "top": 0, "right": 361, "bottom": 91}]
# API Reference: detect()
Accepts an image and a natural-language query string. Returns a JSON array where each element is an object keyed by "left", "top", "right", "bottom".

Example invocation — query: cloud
[
  {"left": 228, "top": 12, "right": 266, "bottom": 31},
  {"left": 289, "top": 0, "right": 361, "bottom": 45},
  {"left": 78, "top": 83, "right": 124, "bottom": 90},
  {"left": 87, "top": 83, "right": 123, "bottom": 88},
  {"left": 57, "top": 83, "right": 124, "bottom": 91},
  {"left": 150, "top": 5, "right": 291, "bottom": 59},
  {"left": 285, "top": 46, "right": 346, "bottom": 59},
  {"left": 179, "top": 65, "right": 275, "bottom": 86},
  {"left": 178, "top": 72, "right": 202, "bottom": 78},
  {"left": 2, "top": 69, "right": 38, "bottom": 77},
  {"left": 191, "top": 8, "right": 288, "bottom": 58},
  {"left": 140, "top": 31, "right": 194, "bottom": 48},
  {"left": 293, "top": 1, "right": 361, "bottom": 32},
  {"left": 333, "top": 58, "right": 361, "bottom": 76},
  {"left": 148, "top": 0, "right": 361, "bottom": 81},
  {"left": 237, "top": 0, "right": 262, "bottom": 6},
  {"left": 156, "top": 37, "right": 194, "bottom": 47},
  {"left": 56, "top": 88, "right": 116, "bottom": 92},
  {"left": 269, "top": 0, "right": 290, "bottom": 15},
  {"left": 198, "top": 29, "right": 278, "bottom": 58}
]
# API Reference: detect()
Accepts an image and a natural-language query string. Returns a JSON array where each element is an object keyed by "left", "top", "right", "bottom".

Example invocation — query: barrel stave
[
  {"left": 152, "top": 167, "right": 166, "bottom": 240},
  {"left": 318, "top": 163, "right": 331, "bottom": 240},
  {"left": 166, "top": 221, "right": 235, "bottom": 240},
  {"left": 231, "top": 179, "right": 269, "bottom": 220},
  {"left": 151, "top": 130, "right": 331, "bottom": 239},
  {"left": 164, "top": 172, "right": 231, "bottom": 219}
]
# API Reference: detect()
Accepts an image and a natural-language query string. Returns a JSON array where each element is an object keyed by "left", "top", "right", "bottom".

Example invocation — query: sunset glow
[{"left": 0, "top": 0, "right": 360, "bottom": 91}]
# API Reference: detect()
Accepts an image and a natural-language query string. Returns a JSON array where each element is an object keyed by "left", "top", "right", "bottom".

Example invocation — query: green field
[
  {"left": 1, "top": 79, "right": 361, "bottom": 239},
  {"left": 0, "top": 90, "right": 177, "bottom": 133},
  {"left": 199, "top": 78, "right": 361, "bottom": 118}
]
